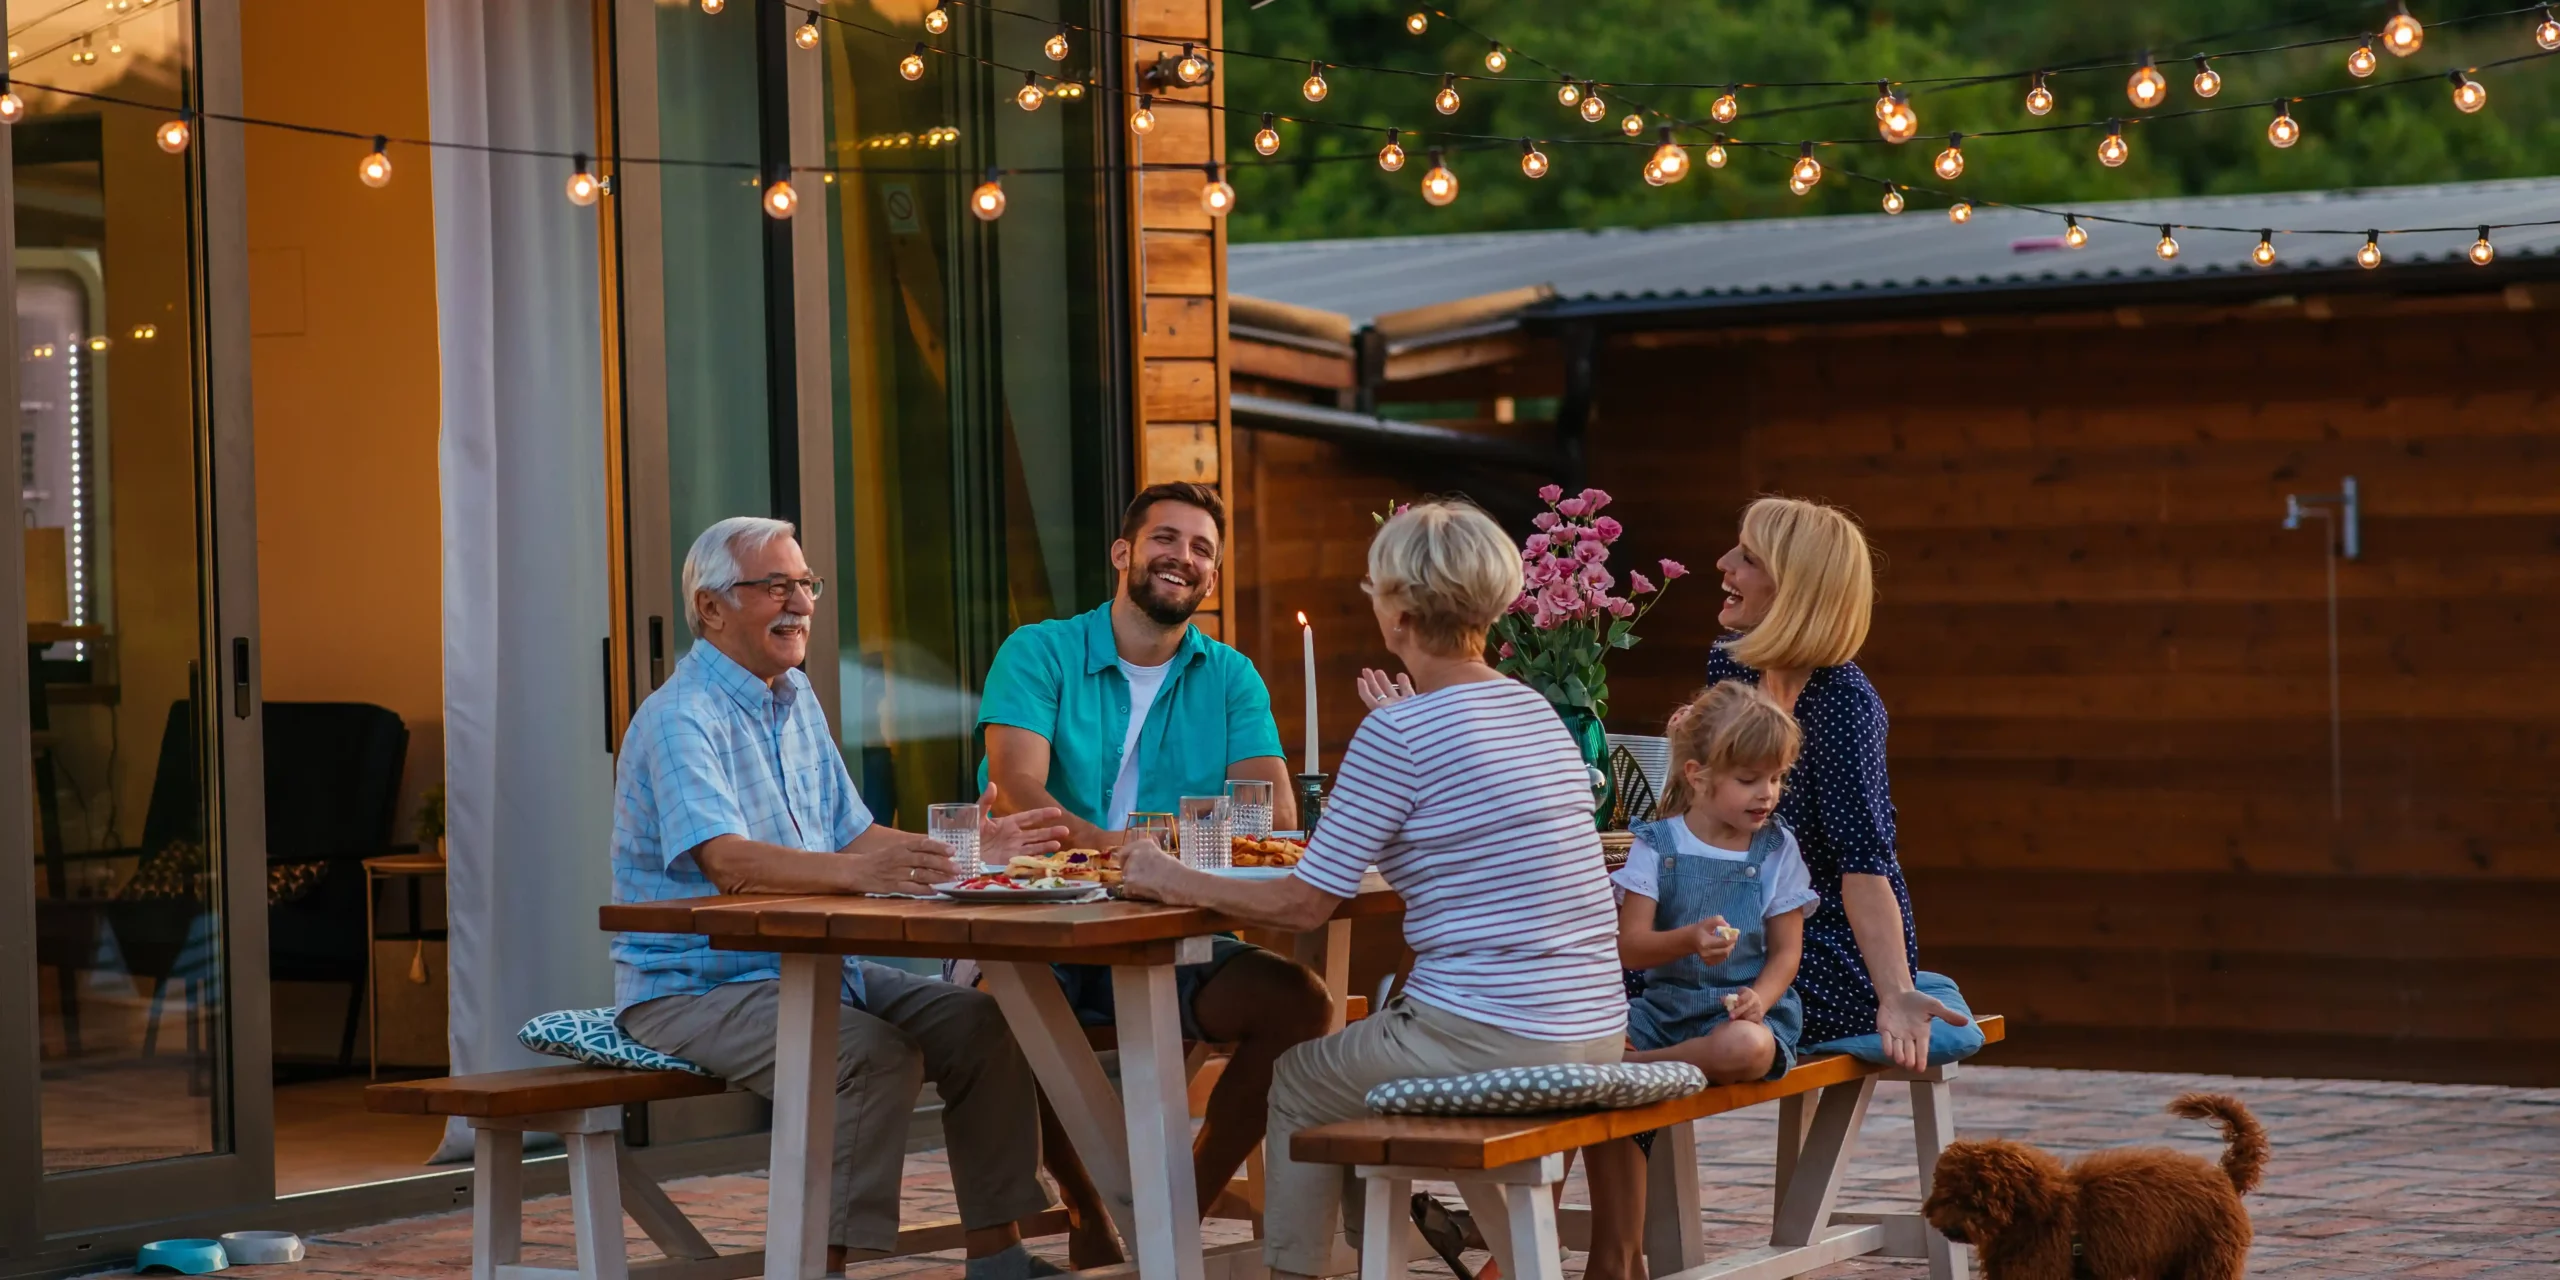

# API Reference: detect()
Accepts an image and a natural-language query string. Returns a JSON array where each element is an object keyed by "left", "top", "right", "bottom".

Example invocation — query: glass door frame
[{"left": 0, "top": 0, "right": 276, "bottom": 1258}]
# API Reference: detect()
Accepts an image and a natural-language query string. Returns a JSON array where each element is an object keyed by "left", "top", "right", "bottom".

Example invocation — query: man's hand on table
[
  {"left": 845, "top": 834, "right": 960, "bottom": 895},
  {"left": 1117, "top": 837, "right": 1190, "bottom": 904},
  {"left": 972, "top": 783, "right": 1070, "bottom": 866}
]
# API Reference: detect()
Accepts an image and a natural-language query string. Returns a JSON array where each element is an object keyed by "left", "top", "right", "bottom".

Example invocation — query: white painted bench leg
[
  {"left": 1358, "top": 1175, "right": 1414, "bottom": 1280},
  {"left": 1643, "top": 1120, "right": 1705, "bottom": 1276},
  {"left": 1497, "top": 1181, "right": 1564, "bottom": 1280},
  {"left": 566, "top": 1130, "right": 632, "bottom": 1280},
  {"left": 1772, "top": 1092, "right": 1809, "bottom": 1219},
  {"left": 1907, "top": 1072, "right": 1972, "bottom": 1280},
  {"left": 1770, "top": 1078, "right": 1875, "bottom": 1249},
  {"left": 619, "top": 1140, "right": 720, "bottom": 1261},
  {"left": 473, "top": 1125, "right": 525, "bottom": 1280}
]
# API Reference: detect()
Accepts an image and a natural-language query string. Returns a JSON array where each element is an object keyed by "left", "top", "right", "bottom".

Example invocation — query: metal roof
[{"left": 1226, "top": 177, "right": 2560, "bottom": 328}]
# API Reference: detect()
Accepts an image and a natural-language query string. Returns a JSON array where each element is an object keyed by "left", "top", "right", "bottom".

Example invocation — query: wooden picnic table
[{"left": 601, "top": 878, "right": 1405, "bottom": 1280}]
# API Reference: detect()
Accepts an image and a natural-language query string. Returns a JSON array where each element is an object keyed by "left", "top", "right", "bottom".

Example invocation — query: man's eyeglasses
[{"left": 735, "top": 575, "right": 826, "bottom": 602}]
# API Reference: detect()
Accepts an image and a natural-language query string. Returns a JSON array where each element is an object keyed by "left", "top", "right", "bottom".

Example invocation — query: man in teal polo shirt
[{"left": 980, "top": 482, "right": 1330, "bottom": 1257}]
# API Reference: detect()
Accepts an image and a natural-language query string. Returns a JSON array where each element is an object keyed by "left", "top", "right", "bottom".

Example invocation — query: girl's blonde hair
[
  {"left": 1658, "top": 682, "right": 1802, "bottom": 817},
  {"left": 1365, "top": 498, "right": 1522, "bottom": 656},
  {"left": 1725, "top": 496, "right": 1875, "bottom": 672}
]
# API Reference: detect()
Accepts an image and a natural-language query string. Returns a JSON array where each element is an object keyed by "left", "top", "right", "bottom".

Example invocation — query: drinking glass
[
  {"left": 1177, "top": 795, "right": 1232, "bottom": 871},
  {"left": 1225, "top": 779, "right": 1274, "bottom": 838},
  {"left": 1126, "top": 811, "right": 1176, "bottom": 855},
  {"left": 927, "top": 803, "right": 982, "bottom": 879}
]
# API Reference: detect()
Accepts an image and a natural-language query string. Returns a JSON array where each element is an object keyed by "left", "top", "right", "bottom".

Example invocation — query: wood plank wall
[{"left": 1126, "top": 0, "right": 1231, "bottom": 640}]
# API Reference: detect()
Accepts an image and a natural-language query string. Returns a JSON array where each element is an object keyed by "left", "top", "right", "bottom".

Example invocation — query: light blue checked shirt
[{"left": 611, "top": 641, "right": 873, "bottom": 1013}]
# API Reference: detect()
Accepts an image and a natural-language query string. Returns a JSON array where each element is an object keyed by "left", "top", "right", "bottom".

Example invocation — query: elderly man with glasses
[{"left": 611, "top": 516, "right": 1071, "bottom": 1280}]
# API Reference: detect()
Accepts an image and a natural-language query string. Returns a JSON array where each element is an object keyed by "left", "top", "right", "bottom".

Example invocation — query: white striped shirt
[{"left": 1297, "top": 678, "right": 1627, "bottom": 1041}]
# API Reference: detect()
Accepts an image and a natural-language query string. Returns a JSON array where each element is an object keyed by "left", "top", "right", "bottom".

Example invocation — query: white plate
[
  {"left": 1206, "top": 866, "right": 1294, "bottom": 880},
  {"left": 933, "top": 882, "right": 1108, "bottom": 903}
]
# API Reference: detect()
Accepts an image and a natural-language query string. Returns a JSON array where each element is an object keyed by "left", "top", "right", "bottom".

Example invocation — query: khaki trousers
[
  {"left": 623, "top": 964, "right": 1050, "bottom": 1252},
  {"left": 1262, "top": 995, "right": 1623, "bottom": 1275}
]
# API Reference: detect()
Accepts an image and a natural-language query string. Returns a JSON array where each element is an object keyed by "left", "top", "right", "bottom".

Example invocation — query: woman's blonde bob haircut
[
  {"left": 1725, "top": 496, "right": 1875, "bottom": 671},
  {"left": 1364, "top": 499, "right": 1523, "bottom": 656}
]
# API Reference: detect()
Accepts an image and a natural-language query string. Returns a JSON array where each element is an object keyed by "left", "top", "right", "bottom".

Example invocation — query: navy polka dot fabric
[{"left": 1707, "top": 644, "right": 1919, "bottom": 1045}]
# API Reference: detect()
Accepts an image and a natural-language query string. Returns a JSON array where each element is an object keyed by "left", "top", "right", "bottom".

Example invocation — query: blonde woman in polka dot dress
[{"left": 1702, "top": 497, "right": 1984, "bottom": 1074}]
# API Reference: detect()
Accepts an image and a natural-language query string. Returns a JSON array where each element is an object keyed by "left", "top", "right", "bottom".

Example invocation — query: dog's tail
[{"left": 2168, "top": 1093, "right": 2266, "bottom": 1195}]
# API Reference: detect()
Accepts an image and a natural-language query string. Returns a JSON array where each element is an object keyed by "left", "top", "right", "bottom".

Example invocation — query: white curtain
[{"left": 425, "top": 0, "right": 615, "bottom": 1162}]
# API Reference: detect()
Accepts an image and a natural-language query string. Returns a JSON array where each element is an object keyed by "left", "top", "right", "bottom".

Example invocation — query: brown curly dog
[{"left": 1921, "top": 1093, "right": 2266, "bottom": 1280}]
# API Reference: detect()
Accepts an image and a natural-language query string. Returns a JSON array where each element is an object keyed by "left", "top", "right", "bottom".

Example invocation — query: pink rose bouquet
[{"left": 1492, "top": 485, "right": 1686, "bottom": 716}]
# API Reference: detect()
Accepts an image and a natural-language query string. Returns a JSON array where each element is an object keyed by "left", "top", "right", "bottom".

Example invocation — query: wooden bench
[
  {"left": 367, "top": 1063, "right": 1071, "bottom": 1280},
  {"left": 1290, "top": 1014, "right": 2006, "bottom": 1280}
]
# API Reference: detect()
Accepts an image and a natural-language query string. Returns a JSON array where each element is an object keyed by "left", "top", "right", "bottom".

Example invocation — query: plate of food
[
  {"left": 934, "top": 874, "right": 1109, "bottom": 903},
  {"left": 1230, "top": 835, "right": 1307, "bottom": 868}
]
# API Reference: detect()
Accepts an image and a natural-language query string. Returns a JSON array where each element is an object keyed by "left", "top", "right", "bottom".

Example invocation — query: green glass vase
[{"left": 1553, "top": 703, "right": 1615, "bottom": 828}]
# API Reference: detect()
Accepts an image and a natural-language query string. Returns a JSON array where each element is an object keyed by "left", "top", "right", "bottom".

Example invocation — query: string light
[
  {"left": 2155, "top": 224, "right": 2179, "bottom": 259},
  {"left": 2357, "top": 230, "right": 2382, "bottom": 269},
  {"left": 2450, "top": 69, "right": 2486, "bottom": 113},
  {"left": 1303, "top": 61, "right": 1328, "bottom": 102},
  {"left": 1578, "top": 83, "right": 1607, "bottom": 123},
  {"left": 700, "top": 0, "right": 723, "bottom": 13},
  {"left": 900, "top": 43, "right": 926, "bottom": 79},
  {"left": 970, "top": 170, "right": 1006, "bottom": 221},
  {"left": 1933, "top": 132, "right": 1965, "bottom": 180},
  {"left": 1620, "top": 113, "right": 1644, "bottom": 136},
  {"left": 1128, "top": 94, "right": 1155, "bottom": 134},
  {"left": 2539, "top": 6, "right": 2560, "bottom": 50},
  {"left": 1435, "top": 73, "right": 1461, "bottom": 115},
  {"left": 0, "top": 86, "right": 23, "bottom": 125},
  {"left": 2025, "top": 70, "right": 2054, "bottom": 116},
  {"left": 1404, "top": 11, "right": 1427, "bottom": 35},
  {"left": 1704, "top": 140, "right": 1727, "bottom": 168},
  {"left": 2348, "top": 36, "right": 2377, "bottom": 77},
  {"left": 2128, "top": 54, "right": 2167, "bottom": 109},
  {"left": 794, "top": 21, "right": 820, "bottom": 49},
  {"left": 1420, "top": 148, "right": 1458, "bottom": 206},
  {"left": 155, "top": 117, "right": 190, "bottom": 154},
  {"left": 1519, "top": 138, "right": 1548, "bottom": 177},
  {"left": 1378, "top": 128, "right": 1405, "bottom": 172},
  {"left": 566, "top": 153, "right": 601, "bottom": 206},
  {"left": 131, "top": 324, "right": 156, "bottom": 340},
  {"left": 1642, "top": 155, "right": 1667, "bottom": 186},
  {"left": 924, "top": 6, "right": 949, "bottom": 34},
  {"left": 1254, "top": 112, "right": 1279, "bottom": 154},
  {"left": 72, "top": 35, "right": 96, "bottom": 65},
  {"left": 1485, "top": 42, "right": 1507, "bottom": 73},
  {"left": 1044, "top": 26, "right": 1069, "bottom": 61},
  {"left": 2253, "top": 230, "right": 2277, "bottom": 266},
  {"left": 2470, "top": 224, "right": 2495, "bottom": 264},
  {"left": 1557, "top": 75, "right": 1581, "bottom": 107},
  {"left": 1949, "top": 199, "right": 1973, "bottom": 224},
  {"left": 1200, "top": 164, "right": 1235, "bottom": 216},
  {"left": 2192, "top": 55, "right": 2221, "bottom": 98},
  {"left": 2097, "top": 119, "right": 2128, "bottom": 167},
  {"left": 1016, "top": 72, "right": 1044, "bottom": 111},
  {"left": 1790, "top": 141, "right": 1821, "bottom": 191},
  {"left": 1878, "top": 89, "right": 1918, "bottom": 143},
  {"left": 2268, "top": 100, "right": 2301, "bottom": 147},
  {"left": 763, "top": 175, "right": 796, "bottom": 218},
  {"left": 1649, "top": 126, "right": 1687, "bottom": 182},
  {"left": 359, "top": 136, "right": 393, "bottom": 188},
  {"left": 2383, "top": 2, "right": 2423, "bottom": 55},
  {"left": 107, "top": 25, "right": 124, "bottom": 56},
  {"left": 1789, "top": 174, "right": 1813, "bottom": 196},
  {"left": 1711, "top": 85, "right": 1739, "bottom": 123},
  {"left": 2064, "top": 214, "right": 2088, "bottom": 248},
  {"left": 1881, "top": 186, "right": 1905, "bottom": 214},
  {"left": 1175, "top": 44, "right": 1210, "bottom": 85}
]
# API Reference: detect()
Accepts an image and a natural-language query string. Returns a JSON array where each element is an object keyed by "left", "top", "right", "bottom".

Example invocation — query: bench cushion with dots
[
  {"left": 517, "top": 1007, "right": 714, "bottom": 1076},
  {"left": 1365, "top": 1061, "right": 1706, "bottom": 1117}
]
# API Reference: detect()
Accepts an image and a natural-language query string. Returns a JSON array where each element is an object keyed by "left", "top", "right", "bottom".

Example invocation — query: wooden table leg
[
  {"left": 764, "top": 953, "right": 839, "bottom": 1280},
  {"left": 980, "top": 960, "right": 1138, "bottom": 1242},
  {"left": 1113, "top": 962, "right": 1206, "bottom": 1280}
]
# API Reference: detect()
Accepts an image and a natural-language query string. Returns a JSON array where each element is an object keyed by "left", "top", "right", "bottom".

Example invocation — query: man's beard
[{"left": 1125, "top": 557, "right": 1209, "bottom": 627}]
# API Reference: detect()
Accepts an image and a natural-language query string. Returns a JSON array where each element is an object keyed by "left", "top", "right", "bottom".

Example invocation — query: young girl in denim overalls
[{"left": 1581, "top": 681, "right": 1818, "bottom": 1280}]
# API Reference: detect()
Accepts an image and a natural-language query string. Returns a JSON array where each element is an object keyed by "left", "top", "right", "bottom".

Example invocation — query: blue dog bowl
[{"left": 136, "top": 1240, "right": 229, "bottom": 1275}]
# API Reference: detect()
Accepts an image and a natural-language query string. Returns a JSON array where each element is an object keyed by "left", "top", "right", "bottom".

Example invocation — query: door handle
[
  {"left": 231, "top": 637, "right": 251, "bottom": 719},
  {"left": 648, "top": 615, "right": 667, "bottom": 689}
]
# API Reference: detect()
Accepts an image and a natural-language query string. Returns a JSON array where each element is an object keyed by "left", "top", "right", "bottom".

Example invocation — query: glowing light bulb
[
  {"left": 1435, "top": 75, "right": 1461, "bottom": 115},
  {"left": 359, "top": 137, "right": 393, "bottom": 188},
  {"left": 900, "top": 44, "right": 926, "bottom": 79},
  {"left": 1303, "top": 62, "right": 1329, "bottom": 102},
  {"left": 155, "top": 118, "right": 190, "bottom": 153},
  {"left": 1878, "top": 92, "right": 1918, "bottom": 143},
  {"left": 2540, "top": 8, "right": 2560, "bottom": 50},
  {"left": 566, "top": 155, "right": 601, "bottom": 207},
  {"left": 1558, "top": 76, "right": 1581, "bottom": 106},
  {"left": 1579, "top": 87, "right": 1607, "bottom": 123},
  {"left": 2470, "top": 227, "right": 2495, "bottom": 265},
  {"left": 795, "top": 21, "right": 820, "bottom": 49},
  {"left": 1621, "top": 113, "right": 1644, "bottom": 137},
  {"left": 1519, "top": 140, "right": 1548, "bottom": 178},
  {"left": 763, "top": 178, "right": 797, "bottom": 218},
  {"left": 1405, "top": 11, "right": 1427, "bottom": 35},
  {"left": 1175, "top": 46, "right": 1209, "bottom": 84},
  {"left": 2384, "top": 4, "right": 2422, "bottom": 54},
  {"left": 700, "top": 0, "right": 723, "bottom": 12},
  {"left": 1881, "top": 188, "right": 1905, "bottom": 214},
  {"left": 1651, "top": 129, "right": 1688, "bottom": 182},
  {"left": 1934, "top": 134, "right": 1965, "bottom": 179},
  {"left": 2193, "top": 56, "right": 2221, "bottom": 98},
  {"left": 2155, "top": 226, "right": 2179, "bottom": 259},
  {"left": 132, "top": 323, "right": 156, "bottom": 339},
  {"left": 2348, "top": 38, "right": 2376, "bottom": 77},
  {"left": 1254, "top": 113, "right": 1279, "bottom": 155},
  {"left": 2252, "top": 233, "right": 2276, "bottom": 267},
  {"left": 1711, "top": 87, "right": 1739, "bottom": 123},
  {"left": 2267, "top": 102, "right": 2300, "bottom": 148},
  {"left": 924, "top": 6, "right": 949, "bottom": 34},
  {"left": 1791, "top": 143, "right": 1821, "bottom": 189},
  {"left": 6, "top": 46, "right": 17, "bottom": 65},
  {"left": 2357, "top": 232, "right": 2382, "bottom": 269},
  {"left": 0, "top": 91, "right": 24, "bottom": 124},
  {"left": 1949, "top": 200, "right": 1973, "bottom": 224},
  {"left": 1044, "top": 28, "right": 1069, "bottom": 61},
  {"left": 2451, "top": 70, "right": 2487, "bottom": 113},
  {"left": 971, "top": 176, "right": 1006, "bottom": 221},
  {"left": 1378, "top": 130, "right": 1405, "bottom": 172},
  {"left": 1201, "top": 174, "right": 1235, "bottom": 216},
  {"left": 107, "top": 25, "right": 124, "bottom": 55},
  {"left": 1642, "top": 157, "right": 1667, "bottom": 187},
  {"left": 1129, "top": 95, "right": 1155, "bottom": 134},
  {"left": 1485, "top": 44, "right": 1507, "bottom": 73},
  {"left": 1420, "top": 150, "right": 1458, "bottom": 206},
  {"left": 72, "top": 35, "right": 95, "bottom": 64},
  {"left": 2097, "top": 120, "right": 2128, "bottom": 168},
  {"left": 1016, "top": 73, "right": 1045, "bottom": 111},
  {"left": 2026, "top": 72, "right": 2053, "bottom": 116},
  {"left": 2064, "top": 216, "right": 2088, "bottom": 248},
  {"left": 2128, "top": 56, "right": 2166, "bottom": 109},
  {"left": 1789, "top": 174, "right": 1813, "bottom": 196},
  {"left": 1704, "top": 142, "right": 1726, "bottom": 168}
]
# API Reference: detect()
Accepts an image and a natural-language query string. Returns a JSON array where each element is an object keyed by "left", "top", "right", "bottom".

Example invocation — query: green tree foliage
[{"left": 1216, "top": 0, "right": 2560, "bottom": 241}]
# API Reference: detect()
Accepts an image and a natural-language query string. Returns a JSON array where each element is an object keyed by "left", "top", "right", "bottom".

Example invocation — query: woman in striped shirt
[{"left": 1121, "top": 499, "right": 1627, "bottom": 1280}]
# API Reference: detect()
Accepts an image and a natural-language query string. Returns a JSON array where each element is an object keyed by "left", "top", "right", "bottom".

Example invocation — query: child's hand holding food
[
  {"left": 1720, "top": 987, "right": 1767, "bottom": 1024},
  {"left": 1689, "top": 916, "right": 1739, "bottom": 965}
]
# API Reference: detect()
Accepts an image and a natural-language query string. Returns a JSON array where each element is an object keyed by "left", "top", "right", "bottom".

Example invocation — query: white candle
[{"left": 1299, "top": 611, "right": 1318, "bottom": 774}]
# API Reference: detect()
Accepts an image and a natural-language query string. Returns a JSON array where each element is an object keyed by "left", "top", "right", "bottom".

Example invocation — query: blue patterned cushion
[
  {"left": 517, "top": 1008, "right": 715, "bottom": 1076},
  {"left": 1365, "top": 1061, "right": 1705, "bottom": 1116}
]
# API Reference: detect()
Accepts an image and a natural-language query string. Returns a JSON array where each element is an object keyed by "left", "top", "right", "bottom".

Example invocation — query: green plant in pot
[
  {"left": 417, "top": 784, "right": 446, "bottom": 859},
  {"left": 1489, "top": 485, "right": 1686, "bottom": 824}
]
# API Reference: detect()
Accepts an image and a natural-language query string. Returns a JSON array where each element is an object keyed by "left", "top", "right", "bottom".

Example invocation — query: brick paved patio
[{"left": 269, "top": 1066, "right": 2560, "bottom": 1280}]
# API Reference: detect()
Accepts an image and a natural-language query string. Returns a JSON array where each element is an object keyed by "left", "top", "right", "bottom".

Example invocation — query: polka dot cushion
[
  {"left": 517, "top": 1007, "right": 715, "bottom": 1076},
  {"left": 1365, "top": 1061, "right": 1706, "bottom": 1116}
]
